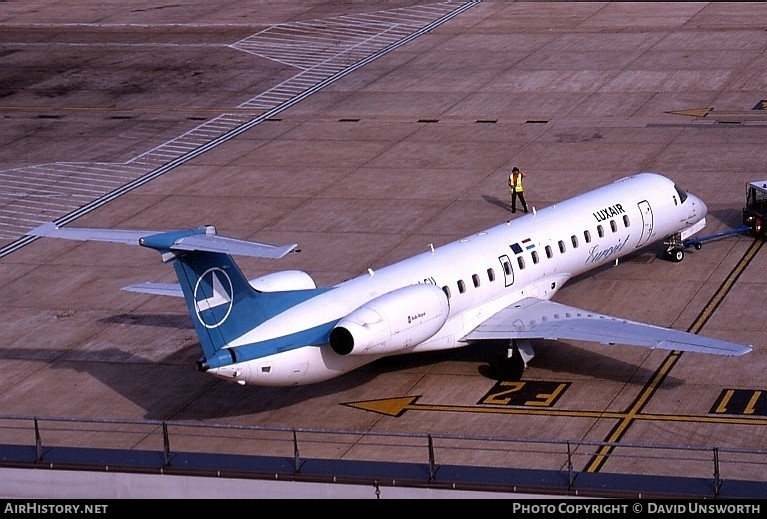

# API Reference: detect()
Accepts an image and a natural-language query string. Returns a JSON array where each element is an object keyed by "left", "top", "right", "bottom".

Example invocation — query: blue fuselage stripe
[{"left": 205, "top": 320, "right": 339, "bottom": 368}]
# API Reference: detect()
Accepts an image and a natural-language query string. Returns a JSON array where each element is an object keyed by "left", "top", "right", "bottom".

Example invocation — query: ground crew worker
[{"left": 508, "top": 166, "right": 528, "bottom": 213}]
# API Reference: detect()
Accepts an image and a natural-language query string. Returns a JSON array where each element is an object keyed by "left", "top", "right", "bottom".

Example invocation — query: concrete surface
[{"left": 1, "top": 1, "right": 767, "bottom": 497}]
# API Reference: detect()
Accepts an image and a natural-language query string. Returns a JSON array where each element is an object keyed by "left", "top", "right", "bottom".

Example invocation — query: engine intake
[{"left": 329, "top": 284, "right": 449, "bottom": 356}]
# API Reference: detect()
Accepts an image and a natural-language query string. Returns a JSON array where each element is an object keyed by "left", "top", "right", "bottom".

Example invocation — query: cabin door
[{"left": 636, "top": 200, "right": 654, "bottom": 247}]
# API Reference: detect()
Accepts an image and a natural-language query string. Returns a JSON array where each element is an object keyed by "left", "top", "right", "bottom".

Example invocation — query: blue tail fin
[
  {"left": 169, "top": 250, "right": 259, "bottom": 359},
  {"left": 137, "top": 226, "right": 307, "bottom": 360}
]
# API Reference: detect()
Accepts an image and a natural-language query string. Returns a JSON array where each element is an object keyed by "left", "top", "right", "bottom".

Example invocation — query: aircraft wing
[
  {"left": 464, "top": 297, "right": 752, "bottom": 356},
  {"left": 30, "top": 222, "right": 298, "bottom": 259}
]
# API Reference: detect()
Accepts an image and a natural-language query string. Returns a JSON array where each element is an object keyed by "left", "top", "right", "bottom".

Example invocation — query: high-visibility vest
[{"left": 510, "top": 173, "right": 523, "bottom": 192}]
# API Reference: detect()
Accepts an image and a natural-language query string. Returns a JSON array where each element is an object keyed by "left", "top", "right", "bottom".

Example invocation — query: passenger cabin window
[
  {"left": 517, "top": 256, "right": 525, "bottom": 269},
  {"left": 442, "top": 286, "right": 451, "bottom": 299},
  {"left": 472, "top": 274, "right": 480, "bottom": 288},
  {"left": 558, "top": 240, "right": 566, "bottom": 253},
  {"left": 622, "top": 215, "right": 630, "bottom": 227},
  {"left": 597, "top": 225, "right": 604, "bottom": 238},
  {"left": 571, "top": 235, "right": 579, "bottom": 248},
  {"left": 457, "top": 280, "right": 466, "bottom": 293},
  {"left": 610, "top": 220, "right": 618, "bottom": 233},
  {"left": 531, "top": 251, "right": 539, "bottom": 264},
  {"left": 503, "top": 261, "right": 511, "bottom": 276},
  {"left": 487, "top": 268, "right": 496, "bottom": 282},
  {"left": 584, "top": 230, "right": 591, "bottom": 243},
  {"left": 545, "top": 245, "right": 553, "bottom": 258}
]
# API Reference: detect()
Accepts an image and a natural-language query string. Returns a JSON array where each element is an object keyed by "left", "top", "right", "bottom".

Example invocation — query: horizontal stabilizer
[
  {"left": 122, "top": 282, "right": 183, "bottom": 297},
  {"left": 30, "top": 222, "right": 298, "bottom": 260},
  {"left": 169, "top": 232, "right": 297, "bottom": 259},
  {"left": 31, "top": 222, "right": 154, "bottom": 245},
  {"left": 465, "top": 297, "right": 752, "bottom": 356}
]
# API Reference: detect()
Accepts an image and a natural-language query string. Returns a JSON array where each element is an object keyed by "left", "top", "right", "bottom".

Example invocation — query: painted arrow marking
[{"left": 668, "top": 106, "right": 767, "bottom": 118}]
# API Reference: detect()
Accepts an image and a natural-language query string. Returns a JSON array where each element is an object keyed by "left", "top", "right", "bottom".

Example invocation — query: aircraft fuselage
[{"left": 209, "top": 173, "right": 706, "bottom": 386}]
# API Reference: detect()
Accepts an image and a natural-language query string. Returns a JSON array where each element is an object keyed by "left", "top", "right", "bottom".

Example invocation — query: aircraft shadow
[
  {"left": 709, "top": 207, "right": 748, "bottom": 231},
  {"left": 101, "top": 313, "right": 191, "bottom": 329},
  {"left": 0, "top": 341, "right": 381, "bottom": 420},
  {"left": 0, "top": 333, "right": 682, "bottom": 422},
  {"left": 373, "top": 339, "right": 683, "bottom": 388},
  {"left": 150, "top": 338, "right": 684, "bottom": 421}
]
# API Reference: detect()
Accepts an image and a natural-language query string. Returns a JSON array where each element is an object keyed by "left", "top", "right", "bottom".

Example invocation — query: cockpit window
[{"left": 674, "top": 184, "right": 688, "bottom": 204}]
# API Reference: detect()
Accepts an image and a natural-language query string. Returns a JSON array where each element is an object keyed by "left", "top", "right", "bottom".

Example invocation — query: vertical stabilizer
[
  {"left": 135, "top": 227, "right": 307, "bottom": 360},
  {"left": 169, "top": 250, "right": 259, "bottom": 359}
]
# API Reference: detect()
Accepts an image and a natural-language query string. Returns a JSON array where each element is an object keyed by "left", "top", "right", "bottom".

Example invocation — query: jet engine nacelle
[
  {"left": 249, "top": 270, "right": 317, "bottom": 292},
  {"left": 329, "top": 283, "right": 449, "bottom": 356}
]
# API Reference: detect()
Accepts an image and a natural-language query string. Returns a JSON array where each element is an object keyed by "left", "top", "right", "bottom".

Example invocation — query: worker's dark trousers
[{"left": 511, "top": 191, "right": 528, "bottom": 213}]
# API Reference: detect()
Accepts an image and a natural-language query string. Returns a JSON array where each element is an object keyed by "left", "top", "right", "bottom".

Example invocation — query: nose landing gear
[{"left": 664, "top": 246, "right": 685, "bottom": 262}]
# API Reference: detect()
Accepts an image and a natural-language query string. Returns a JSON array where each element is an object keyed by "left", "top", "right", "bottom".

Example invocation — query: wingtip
[
  {"left": 276, "top": 243, "right": 300, "bottom": 258},
  {"left": 29, "top": 222, "right": 59, "bottom": 237}
]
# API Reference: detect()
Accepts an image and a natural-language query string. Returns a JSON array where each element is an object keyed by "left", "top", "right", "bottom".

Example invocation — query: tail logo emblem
[{"left": 193, "top": 268, "right": 233, "bottom": 329}]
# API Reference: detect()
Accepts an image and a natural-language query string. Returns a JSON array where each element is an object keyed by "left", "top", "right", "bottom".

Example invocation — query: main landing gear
[{"left": 504, "top": 339, "right": 535, "bottom": 381}]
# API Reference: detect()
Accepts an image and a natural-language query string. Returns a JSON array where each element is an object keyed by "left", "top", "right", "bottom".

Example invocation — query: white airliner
[{"left": 31, "top": 172, "right": 752, "bottom": 386}]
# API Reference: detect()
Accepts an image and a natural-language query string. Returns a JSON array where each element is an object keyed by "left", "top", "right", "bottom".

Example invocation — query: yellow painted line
[
  {"left": 691, "top": 239, "right": 763, "bottom": 333},
  {"left": 668, "top": 108, "right": 713, "bottom": 118},
  {"left": 585, "top": 353, "right": 681, "bottom": 472},
  {"left": 344, "top": 396, "right": 767, "bottom": 425},
  {"left": 585, "top": 238, "right": 764, "bottom": 472}
]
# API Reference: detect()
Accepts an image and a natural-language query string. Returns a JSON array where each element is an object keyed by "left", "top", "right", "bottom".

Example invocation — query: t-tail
[
  {"left": 136, "top": 226, "right": 340, "bottom": 375},
  {"left": 139, "top": 229, "right": 271, "bottom": 362},
  {"left": 30, "top": 223, "right": 315, "bottom": 371}
]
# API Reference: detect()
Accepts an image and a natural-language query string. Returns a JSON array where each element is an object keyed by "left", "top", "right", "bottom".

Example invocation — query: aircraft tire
[
  {"left": 664, "top": 248, "right": 684, "bottom": 262},
  {"left": 503, "top": 346, "right": 526, "bottom": 381}
]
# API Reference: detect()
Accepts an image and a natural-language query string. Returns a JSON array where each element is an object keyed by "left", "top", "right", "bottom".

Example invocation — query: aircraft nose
[
  {"left": 686, "top": 191, "right": 707, "bottom": 220},
  {"left": 682, "top": 192, "right": 708, "bottom": 225}
]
